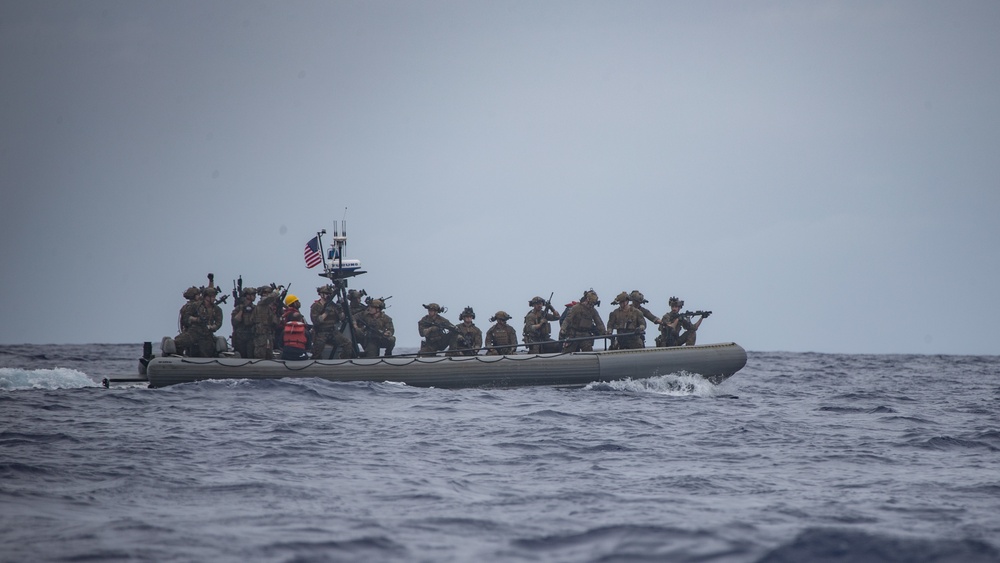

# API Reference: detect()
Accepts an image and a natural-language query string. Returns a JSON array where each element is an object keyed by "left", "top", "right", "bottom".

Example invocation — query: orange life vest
[{"left": 283, "top": 321, "right": 308, "bottom": 349}]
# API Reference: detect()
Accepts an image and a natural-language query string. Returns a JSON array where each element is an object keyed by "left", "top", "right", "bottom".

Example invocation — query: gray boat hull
[{"left": 143, "top": 342, "right": 747, "bottom": 389}]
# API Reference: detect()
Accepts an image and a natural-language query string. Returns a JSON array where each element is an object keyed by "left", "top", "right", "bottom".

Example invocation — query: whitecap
[
  {"left": 0, "top": 367, "right": 98, "bottom": 391},
  {"left": 584, "top": 371, "right": 719, "bottom": 397}
]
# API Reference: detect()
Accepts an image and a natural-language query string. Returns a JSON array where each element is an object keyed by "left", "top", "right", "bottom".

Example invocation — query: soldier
[
  {"left": 560, "top": 290, "right": 607, "bottom": 352},
  {"left": 629, "top": 290, "right": 661, "bottom": 331},
  {"left": 448, "top": 306, "right": 482, "bottom": 356},
  {"left": 417, "top": 303, "right": 458, "bottom": 356},
  {"left": 607, "top": 291, "right": 646, "bottom": 350},
  {"left": 187, "top": 287, "right": 224, "bottom": 357},
  {"left": 523, "top": 296, "right": 561, "bottom": 354},
  {"left": 346, "top": 289, "right": 368, "bottom": 318},
  {"left": 311, "top": 285, "right": 351, "bottom": 359},
  {"left": 485, "top": 311, "right": 518, "bottom": 355},
  {"left": 251, "top": 285, "right": 281, "bottom": 359},
  {"left": 280, "top": 295, "right": 309, "bottom": 360},
  {"left": 355, "top": 298, "right": 396, "bottom": 357},
  {"left": 173, "top": 286, "right": 201, "bottom": 356},
  {"left": 656, "top": 296, "right": 708, "bottom": 347},
  {"left": 230, "top": 286, "right": 257, "bottom": 358}
]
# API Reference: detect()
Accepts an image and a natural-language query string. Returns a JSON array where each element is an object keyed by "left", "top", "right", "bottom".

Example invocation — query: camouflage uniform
[
  {"left": 418, "top": 303, "right": 458, "bottom": 356},
  {"left": 311, "top": 287, "right": 351, "bottom": 359},
  {"left": 230, "top": 288, "right": 256, "bottom": 359},
  {"left": 355, "top": 300, "right": 396, "bottom": 357},
  {"left": 347, "top": 289, "right": 367, "bottom": 318},
  {"left": 173, "top": 286, "right": 201, "bottom": 356},
  {"left": 607, "top": 293, "right": 646, "bottom": 350},
  {"left": 485, "top": 312, "right": 517, "bottom": 356},
  {"left": 656, "top": 296, "right": 700, "bottom": 347},
  {"left": 629, "top": 291, "right": 661, "bottom": 339},
  {"left": 185, "top": 291, "right": 223, "bottom": 357},
  {"left": 446, "top": 307, "right": 481, "bottom": 356},
  {"left": 657, "top": 313, "right": 697, "bottom": 347},
  {"left": 252, "top": 287, "right": 280, "bottom": 359},
  {"left": 560, "top": 291, "right": 606, "bottom": 352},
  {"left": 523, "top": 297, "right": 560, "bottom": 354}
]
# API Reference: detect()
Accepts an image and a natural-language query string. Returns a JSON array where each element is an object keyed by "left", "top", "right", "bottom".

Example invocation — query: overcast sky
[{"left": 2, "top": 1, "right": 998, "bottom": 354}]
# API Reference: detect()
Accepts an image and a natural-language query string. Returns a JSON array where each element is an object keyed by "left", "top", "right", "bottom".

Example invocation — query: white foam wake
[
  {"left": 584, "top": 371, "right": 720, "bottom": 396},
  {"left": 0, "top": 367, "right": 98, "bottom": 391}
]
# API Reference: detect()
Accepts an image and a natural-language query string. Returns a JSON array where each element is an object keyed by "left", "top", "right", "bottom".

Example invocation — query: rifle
[
  {"left": 214, "top": 294, "right": 229, "bottom": 306},
  {"left": 271, "top": 282, "right": 291, "bottom": 302},
  {"left": 543, "top": 292, "right": 558, "bottom": 316},
  {"left": 433, "top": 319, "right": 457, "bottom": 334},
  {"left": 681, "top": 310, "right": 712, "bottom": 318},
  {"left": 231, "top": 276, "right": 243, "bottom": 306},
  {"left": 364, "top": 295, "right": 393, "bottom": 307},
  {"left": 354, "top": 317, "right": 377, "bottom": 339}
]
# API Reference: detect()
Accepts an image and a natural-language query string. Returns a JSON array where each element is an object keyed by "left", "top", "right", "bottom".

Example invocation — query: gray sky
[{"left": 2, "top": 1, "right": 998, "bottom": 354}]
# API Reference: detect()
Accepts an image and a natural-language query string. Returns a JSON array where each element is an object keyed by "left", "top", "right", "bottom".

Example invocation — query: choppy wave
[
  {"left": 1, "top": 344, "right": 999, "bottom": 563},
  {"left": 0, "top": 367, "right": 98, "bottom": 390},
  {"left": 757, "top": 528, "right": 1000, "bottom": 563}
]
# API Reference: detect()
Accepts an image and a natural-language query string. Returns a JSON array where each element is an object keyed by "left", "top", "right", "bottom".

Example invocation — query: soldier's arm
[{"left": 593, "top": 309, "right": 607, "bottom": 334}]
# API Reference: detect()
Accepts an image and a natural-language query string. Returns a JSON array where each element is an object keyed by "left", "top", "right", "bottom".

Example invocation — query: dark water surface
[{"left": 2, "top": 344, "right": 998, "bottom": 562}]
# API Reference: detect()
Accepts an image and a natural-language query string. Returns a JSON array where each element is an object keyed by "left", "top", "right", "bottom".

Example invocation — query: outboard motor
[{"left": 138, "top": 341, "right": 153, "bottom": 376}]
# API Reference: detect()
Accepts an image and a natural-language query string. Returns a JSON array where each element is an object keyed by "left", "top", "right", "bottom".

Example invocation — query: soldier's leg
[
  {"left": 173, "top": 332, "right": 193, "bottom": 356},
  {"left": 563, "top": 338, "right": 582, "bottom": 353},
  {"left": 312, "top": 333, "right": 329, "bottom": 359},
  {"left": 362, "top": 342, "right": 380, "bottom": 358},
  {"left": 334, "top": 331, "right": 352, "bottom": 358}
]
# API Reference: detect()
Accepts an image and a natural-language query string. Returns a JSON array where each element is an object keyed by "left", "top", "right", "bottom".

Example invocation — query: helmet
[
  {"left": 284, "top": 294, "right": 299, "bottom": 306},
  {"left": 257, "top": 285, "right": 272, "bottom": 295},
  {"left": 242, "top": 287, "right": 257, "bottom": 297},
  {"left": 582, "top": 290, "right": 599, "bottom": 305},
  {"left": 183, "top": 286, "right": 200, "bottom": 299},
  {"left": 317, "top": 285, "right": 334, "bottom": 295},
  {"left": 202, "top": 287, "right": 218, "bottom": 297},
  {"left": 369, "top": 299, "right": 385, "bottom": 309},
  {"left": 490, "top": 310, "right": 511, "bottom": 322},
  {"left": 612, "top": 291, "right": 629, "bottom": 305},
  {"left": 460, "top": 306, "right": 475, "bottom": 319},
  {"left": 629, "top": 290, "right": 647, "bottom": 304},
  {"left": 668, "top": 296, "right": 684, "bottom": 308},
  {"left": 423, "top": 303, "right": 442, "bottom": 312},
  {"left": 529, "top": 296, "right": 545, "bottom": 306}
]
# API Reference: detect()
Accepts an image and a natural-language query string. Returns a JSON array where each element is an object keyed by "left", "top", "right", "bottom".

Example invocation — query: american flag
[{"left": 304, "top": 236, "right": 323, "bottom": 269}]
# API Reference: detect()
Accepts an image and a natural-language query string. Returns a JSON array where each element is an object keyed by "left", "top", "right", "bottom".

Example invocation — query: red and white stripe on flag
[{"left": 304, "top": 236, "right": 322, "bottom": 269}]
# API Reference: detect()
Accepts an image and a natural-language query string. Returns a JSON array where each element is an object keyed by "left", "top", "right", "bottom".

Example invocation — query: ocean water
[{"left": 1, "top": 344, "right": 998, "bottom": 563}]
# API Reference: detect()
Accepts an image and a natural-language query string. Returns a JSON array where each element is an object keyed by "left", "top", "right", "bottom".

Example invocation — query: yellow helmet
[{"left": 284, "top": 294, "right": 299, "bottom": 306}]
